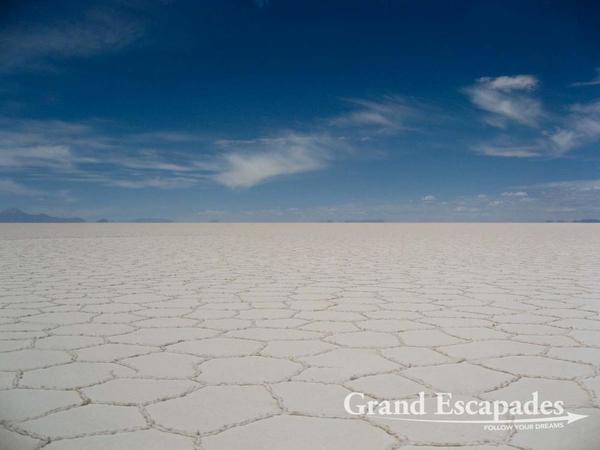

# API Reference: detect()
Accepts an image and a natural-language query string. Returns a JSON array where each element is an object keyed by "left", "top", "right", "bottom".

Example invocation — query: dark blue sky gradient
[{"left": 1, "top": 0, "right": 599, "bottom": 221}]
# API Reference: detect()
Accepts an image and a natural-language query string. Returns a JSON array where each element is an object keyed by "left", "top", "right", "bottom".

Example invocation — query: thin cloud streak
[
  {"left": 0, "top": 8, "right": 143, "bottom": 71},
  {"left": 331, "top": 96, "right": 420, "bottom": 134},
  {"left": 571, "top": 67, "right": 600, "bottom": 87},
  {"left": 0, "top": 179, "right": 43, "bottom": 197},
  {"left": 474, "top": 143, "right": 542, "bottom": 158},
  {"left": 0, "top": 118, "right": 208, "bottom": 188}
]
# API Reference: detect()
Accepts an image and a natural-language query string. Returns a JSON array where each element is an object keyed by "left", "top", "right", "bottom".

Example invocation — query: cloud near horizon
[{"left": 194, "top": 179, "right": 600, "bottom": 222}]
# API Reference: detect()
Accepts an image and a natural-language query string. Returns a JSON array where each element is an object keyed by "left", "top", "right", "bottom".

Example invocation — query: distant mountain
[
  {"left": 320, "top": 219, "right": 386, "bottom": 223},
  {"left": 0, "top": 209, "right": 179, "bottom": 223},
  {"left": 545, "top": 219, "right": 600, "bottom": 223},
  {"left": 129, "top": 218, "right": 174, "bottom": 223},
  {"left": 0, "top": 208, "right": 85, "bottom": 223}
]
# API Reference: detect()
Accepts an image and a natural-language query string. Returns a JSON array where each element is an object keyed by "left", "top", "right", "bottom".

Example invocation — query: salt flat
[{"left": 0, "top": 224, "right": 599, "bottom": 450}]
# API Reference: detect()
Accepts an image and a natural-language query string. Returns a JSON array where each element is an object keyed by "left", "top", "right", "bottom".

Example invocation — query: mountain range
[
  {"left": 0, "top": 208, "right": 173, "bottom": 223},
  {"left": 1, "top": 208, "right": 598, "bottom": 223},
  {"left": 0, "top": 208, "right": 85, "bottom": 223}
]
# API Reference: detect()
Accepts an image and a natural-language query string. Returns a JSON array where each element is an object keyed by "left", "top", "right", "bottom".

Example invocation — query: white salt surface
[{"left": 0, "top": 223, "right": 599, "bottom": 449}]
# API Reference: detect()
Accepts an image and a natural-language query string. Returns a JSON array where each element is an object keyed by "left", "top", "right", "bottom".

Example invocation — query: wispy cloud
[
  {"left": 0, "top": 179, "right": 42, "bottom": 196},
  {"left": 501, "top": 191, "right": 528, "bottom": 197},
  {"left": 546, "top": 100, "right": 600, "bottom": 154},
  {"left": 0, "top": 118, "right": 205, "bottom": 188},
  {"left": 531, "top": 179, "right": 600, "bottom": 193},
  {"left": 467, "top": 74, "right": 600, "bottom": 158},
  {"left": 0, "top": 7, "right": 142, "bottom": 71},
  {"left": 331, "top": 96, "right": 420, "bottom": 134},
  {"left": 106, "top": 176, "right": 197, "bottom": 189},
  {"left": 465, "top": 75, "right": 542, "bottom": 128},
  {"left": 213, "top": 133, "right": 342, "bottom": 188},
  {"left": 474, "top": 143, "right": 543, "bottom": 158},
  {"left": 0, "top": 76, "right": 431, "bottom": 191},
  {"left": 0, "top": 118, "right": 355, "bottom": 191},
  {"left": 477, "top": 99, "right": 600, "bottom": 158},
  {"left": 0, "top": 144, "right": 74, "bottom": 169},
  {"left": 0, "top": 118, "right": 110, "bottom": 172},
  {"left": 571, "top": 67, "right": 600, "bottom": 87}
]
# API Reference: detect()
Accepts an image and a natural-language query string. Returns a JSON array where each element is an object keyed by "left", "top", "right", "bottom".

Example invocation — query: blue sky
[{"left": 1, "top": 0, "right": 600, "bottom": 221}]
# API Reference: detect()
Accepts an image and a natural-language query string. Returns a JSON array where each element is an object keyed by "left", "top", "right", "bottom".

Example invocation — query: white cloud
[
  {"left": 0, "top": 88, "right": 430, "bottom": 190},
  {"left": 107, "top": 177, "right": 196, "bottom": 189},
  {"left": 421, "top": 195, "right": 436, "bottom": 202},
  {"left": 547, "top": 129, "right": 578, "bottom": 152},
  {"left": 0, "top": 119, "right": 108, "bottom": 172},
  {"left": 571, "top": 68, "right": 600, "bottom": 87},
  {"left": 532, "top": 179, "right": 600, "bottom": 192},
  {"left": 127, "top": 131, "right": 207, "bottom": 144},
  {"left": 469, "top": 74, "right": 600, "bottom": 158},
  {"left": 465, "top": 75, "right": 542, "bottom": 127},
  {"left": 0, "top": 118, "right": 207, "bottom": 188},
  {"left": 501, "top": 191, "right": 528, "bottom": 197},
  {"left": 0, "top": 118, "right": 355, "bottom": 190},
  {"left": 331, "top": 96, "right": 419, "bottom": 134},
  {"left": 482, "top": 75, "right": 538, "bottom": 91},
  {"left": 0, "top": 179, "right": 42, "bottom": 196},
  {"left": 474, "top": 143, "right": 542, "bottom": 158},
  {"left": 546, "top": 100, "right": 600, "bottom": 154},
  {"left": 0, "top": 8, "right": 142, "bottom": 71},
  {"left": 214, "top": 134, "right": 338, "bottom": 188},
  {"left": 0, "top": 145, "right": 74, "bottom": 169}
]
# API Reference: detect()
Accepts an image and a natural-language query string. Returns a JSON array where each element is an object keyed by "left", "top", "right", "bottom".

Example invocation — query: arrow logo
[{"left": 377, "top": 412, "right": 588, "bottom": 425}]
